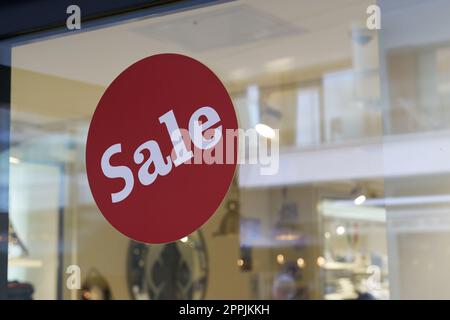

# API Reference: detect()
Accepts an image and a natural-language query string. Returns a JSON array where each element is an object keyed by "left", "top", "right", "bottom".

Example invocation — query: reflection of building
[{"left": 4, "top": 0, "right": 450, "bottom": 300}]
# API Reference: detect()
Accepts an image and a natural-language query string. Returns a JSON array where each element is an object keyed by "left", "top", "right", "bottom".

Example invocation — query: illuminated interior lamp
[{"left": 354, "top": 194, "right": 366, "bottom": 205}]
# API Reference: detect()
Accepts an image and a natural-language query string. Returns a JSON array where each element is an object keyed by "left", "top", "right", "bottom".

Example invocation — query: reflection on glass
[{"left": 5, "top": 0, "right": 450, "bottom": 300}]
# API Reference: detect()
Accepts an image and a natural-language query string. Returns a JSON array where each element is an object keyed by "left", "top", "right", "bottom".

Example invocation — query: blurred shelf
[
  {"left": 323, "top": 261, "right": 358, "bottom": 270},
  {"left": 323, "top": 262, "right": 388, "bottom": 278},
  {"left": 8, "top": 257, "right": 43, "bottom": 268},
  {"left": 325, "top": 292, "right": 358, "bottom": 300}
]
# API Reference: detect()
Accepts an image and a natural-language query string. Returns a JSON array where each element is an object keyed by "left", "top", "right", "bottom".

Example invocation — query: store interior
[{"left": 5, "top": 0, "right": 450, "bottom": 299}]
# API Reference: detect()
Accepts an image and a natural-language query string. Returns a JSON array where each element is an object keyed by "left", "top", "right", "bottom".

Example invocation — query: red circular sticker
[{"left": 86, "top": 54, "right": 237, "bottom": 244}]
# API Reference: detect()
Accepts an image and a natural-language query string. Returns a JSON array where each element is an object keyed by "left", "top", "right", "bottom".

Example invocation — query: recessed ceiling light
[
  {"left": 276, "top": 254, "right": 285, "bottom": 265},
  {"left": 265, "top": 57, "right": 294, "bottom": 72},
  {"left": 336, "top": 225, "right": 346, "bottom": 235}
]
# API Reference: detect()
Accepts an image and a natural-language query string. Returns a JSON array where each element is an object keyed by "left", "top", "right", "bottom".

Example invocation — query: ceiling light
[
  {"left": 336, "top": 225, "right": 346, "bottom": 235},
  {"left": 275, "top": 233, "right": 300, "bottom": 241},
  {"left": 180, "top": 236, "right": 188, "bottom": 243},
  {"left": 354, "top": 194, "right": 366, "bottom": 205},
  {"left": 276, "top": 254, "right": 285, "bottom": 265},
  {"left": 317, "top": 256, "right": 326, "bottom": 267},
  {"left": 265, "top": 57, "right": 294, "bottom": 72}
]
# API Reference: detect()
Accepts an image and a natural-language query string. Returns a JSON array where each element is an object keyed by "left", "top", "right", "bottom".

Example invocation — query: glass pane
[{"left": 5, "top": 0, "right": 448, "bottom": 300}]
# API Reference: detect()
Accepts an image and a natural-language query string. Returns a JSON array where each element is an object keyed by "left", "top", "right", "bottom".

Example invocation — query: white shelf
[
  {"left": 323, "top": 261, "right": 358, "bottom": 271},
  {"left": 8, "top": 257, "right": 43, "bottom": 268}
]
